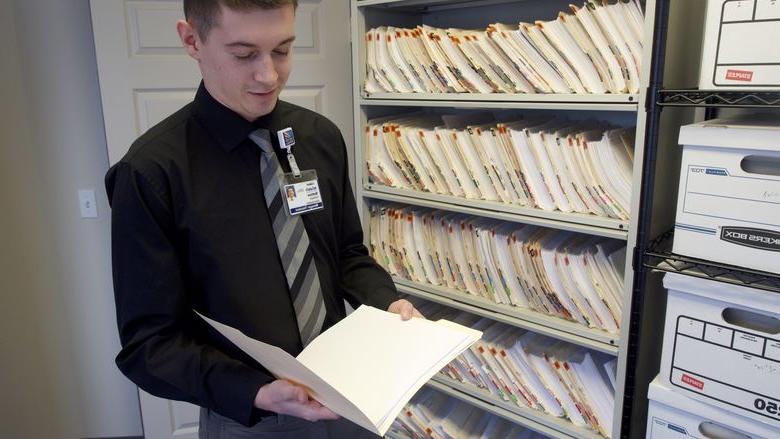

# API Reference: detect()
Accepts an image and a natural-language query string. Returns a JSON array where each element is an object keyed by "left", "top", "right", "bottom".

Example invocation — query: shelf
[
  {"left": 361, "top": 93, "right": 639, "bottom": 112},
  {"left": 426, "top": 375, "right": 603, "bottom": 439},
  {"left": 363, "top": 185, "right": 630, "bottom": 240},
  {"left": 357, "top": 0, "right": 537, "bottom": 11},
  {"left": 643, "top": 230, "right": 780, "bottom": 294},
  {"left": 657, "top": 89, "right": 780, "bottom": 108},
  {"left": 395, "top": 277, "right": 620, "bottom": 354}
]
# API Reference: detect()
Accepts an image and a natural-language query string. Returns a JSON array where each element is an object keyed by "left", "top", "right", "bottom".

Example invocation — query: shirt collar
[{"left": 192, "top": 82, "right": 281, "bottom": 152}]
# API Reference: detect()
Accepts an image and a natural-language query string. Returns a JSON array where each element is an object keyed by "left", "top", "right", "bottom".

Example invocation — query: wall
[{"left": 0, "top": 0, "right": 142, "bottom": 437}]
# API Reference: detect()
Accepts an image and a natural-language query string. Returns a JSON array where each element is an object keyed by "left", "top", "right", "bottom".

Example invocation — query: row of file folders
[
  {"left": 388, "top": 387, "right": 550, "bottom": 439},
  {"left": 397, "top": 299, "right": 617, "bottom": 438},
  {"left": 369, "top": 203, "right": 625, "bottom": 333},
  {"left": 365, "top": 114, "right": 634, "bottom": 220},
  {"left": 364, "top": 1, "right": 644, "bottom": 94}
]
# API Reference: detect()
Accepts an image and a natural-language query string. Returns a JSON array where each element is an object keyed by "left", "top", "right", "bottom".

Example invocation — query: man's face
[{"left": 181, "top": 5, "right": 295, "bottom": 121}]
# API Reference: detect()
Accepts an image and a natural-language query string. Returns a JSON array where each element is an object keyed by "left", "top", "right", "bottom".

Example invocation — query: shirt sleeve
[
  {"left": 333, "top": 134, "right": 399, "bottom": 311},
  {"left": 106, "top": 160, "right": 273, "bottom": 426}
]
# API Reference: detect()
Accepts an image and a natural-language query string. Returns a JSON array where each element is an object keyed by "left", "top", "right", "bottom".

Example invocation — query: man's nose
[{"left": 253, "top": 55, "right": 278, "bottom": 86}]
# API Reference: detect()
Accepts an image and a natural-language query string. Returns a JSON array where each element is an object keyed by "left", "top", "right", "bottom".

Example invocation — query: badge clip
[{"left": 277, "top": 127, "right": 301, "bottom": 178}]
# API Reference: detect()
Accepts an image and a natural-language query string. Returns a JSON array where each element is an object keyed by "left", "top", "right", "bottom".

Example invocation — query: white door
[{"left": 90, "top": 1, "right": 353, "bottom": 437}]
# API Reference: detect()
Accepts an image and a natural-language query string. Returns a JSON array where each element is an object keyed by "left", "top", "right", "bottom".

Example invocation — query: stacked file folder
[
  {"left": 414, "top": 300, "right": 618, "bottom": 438},
  {"left": 387, "top": 387, "right": 550, "bottom": 439},
  {"left": 364, "top": 1, "right": 644, "bottom": 94},
  {"left": 369, "top": 203, "right": 626, "bottom": 333},
  {"left": 365, "top": 114, "right": 634, "bottom": 220}
]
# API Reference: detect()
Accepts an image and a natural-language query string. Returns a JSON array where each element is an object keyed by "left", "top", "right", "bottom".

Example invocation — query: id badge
[{"left": 279, "top": 169, "right": 324, "bottom": 216}]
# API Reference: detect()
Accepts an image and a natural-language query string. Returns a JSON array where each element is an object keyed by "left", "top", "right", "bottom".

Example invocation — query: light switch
[{"left": 78, "top": 189, "right": 98, "bottom": 218}]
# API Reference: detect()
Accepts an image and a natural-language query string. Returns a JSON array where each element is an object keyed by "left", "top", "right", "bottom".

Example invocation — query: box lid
[
  {"left": 662, "top": 272, "right": 780, "bottom": 314},
  {"left": 678, "top": 115, "right": 780, "bottom": 151},
  {"left": 648, "top": 376, "right": 777, "bottom": 438}
]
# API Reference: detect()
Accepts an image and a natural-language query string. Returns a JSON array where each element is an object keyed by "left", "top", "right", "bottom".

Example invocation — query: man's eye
[
  {"left": 234, "top": 52, "right": 256, "bottom": 60},
  {"left": 273, "top": 49, "right": 290, "bottom": 56}
]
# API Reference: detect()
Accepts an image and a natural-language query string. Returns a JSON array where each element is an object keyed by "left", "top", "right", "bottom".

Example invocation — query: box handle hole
[
  {"left": 722, "top": 307, "right": 780, "bottom": 335},
  {"left": 740, "top": 155, "right": 780, "bottom": 177},
  {"left": 698, "top": 421, "right": 753, "bottom": 439}
]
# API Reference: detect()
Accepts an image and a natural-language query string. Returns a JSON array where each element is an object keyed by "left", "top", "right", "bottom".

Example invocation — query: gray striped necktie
[{"left": 250, "top": 128, "right": 326, "bottom": 346}]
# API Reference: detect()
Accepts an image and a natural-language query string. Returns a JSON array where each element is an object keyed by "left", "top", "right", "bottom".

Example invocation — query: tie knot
[{"left": 249, "top": 129, "right": 274, "bottom": 154}]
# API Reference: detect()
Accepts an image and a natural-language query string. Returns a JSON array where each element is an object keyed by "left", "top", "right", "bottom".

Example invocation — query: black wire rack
[
  {"left": 643, "top": 230, "right": 780, "bottom": 294},
  {"left": 658, "top": 89, "right": 780, "bottom": 108}
]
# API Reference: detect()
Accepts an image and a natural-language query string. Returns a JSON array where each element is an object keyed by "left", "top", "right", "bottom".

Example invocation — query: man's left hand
[{"left": 387, "top": 299, "right": 424, "bottom": 320}]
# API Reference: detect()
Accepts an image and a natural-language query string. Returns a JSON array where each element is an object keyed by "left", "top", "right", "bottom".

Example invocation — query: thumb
[{"left": 401, "top": 305, "right": 412, "bottom": 320}]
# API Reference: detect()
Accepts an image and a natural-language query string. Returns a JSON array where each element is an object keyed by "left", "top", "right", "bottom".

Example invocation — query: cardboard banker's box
[
  {"left": 647, "top": 376, "right": 777, "bottom": 439},
  {"left": 699, "top": 0, "right": 780, "bottom": 90},
  {"left": 659, "top": 273, "right": 780, "bottom": 429},
  {"left": 673, "top": 116, "right": 780, "bottom": 274}
]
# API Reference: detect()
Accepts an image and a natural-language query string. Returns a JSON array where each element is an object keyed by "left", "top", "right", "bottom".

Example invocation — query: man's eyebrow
[
  {"left": 225, "top": 41, "right": 256, "bottom": 48},
  {"left": 224, "top": 36, "right": 296, "bottom": 49}
]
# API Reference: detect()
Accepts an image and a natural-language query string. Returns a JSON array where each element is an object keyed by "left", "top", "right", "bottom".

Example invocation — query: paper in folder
[
  {"left": 408, "top": 296, "right": 617, "bottom": 437},
  {"left": 197, "top": 305, "right": 482, "bottom": 436},
  {"left": 387, "top": 387, "right": 550, "bottom": 439}
]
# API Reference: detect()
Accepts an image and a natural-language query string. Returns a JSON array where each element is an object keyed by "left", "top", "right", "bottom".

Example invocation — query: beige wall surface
[{"left": 0, "top": 0, "right": 142, "bottom": 437}]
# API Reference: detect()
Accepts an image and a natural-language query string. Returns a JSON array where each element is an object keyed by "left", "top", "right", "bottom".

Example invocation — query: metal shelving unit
[
  {"left": 349, "top": 0, "right": 665, "bottom": 437},
  {"left": 627, "top": 3, "right": 780, "bottom": 439},
  {"left": 395, "top": 277, "right": 620, "bottom": 354},
  {"left": 642, "top": 230, "right": 780, "bottom": 294},
  {"left": 363, "top": 185, "right": 630, "bottom": 239},
  {"left": 638, "top": 88, "right": 780, "bottom": 291},
  {"left": 657, "top": 89, "right": 780, "bottom": 108},
  {"left": 361, "top": 93, "right": 639, "bottom": 112},
  {"left": 635, "top": 46, "right": 780, "bottom": 303}
]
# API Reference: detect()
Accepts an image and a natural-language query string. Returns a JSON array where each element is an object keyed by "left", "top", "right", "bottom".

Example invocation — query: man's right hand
[{"left": 253, "top": 379, "right": 340, "bottom": 422}]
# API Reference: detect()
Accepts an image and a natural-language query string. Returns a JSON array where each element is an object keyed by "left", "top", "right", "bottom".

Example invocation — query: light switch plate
[{"left": 78, "top": 189, "right": 98, "bottom": 218}]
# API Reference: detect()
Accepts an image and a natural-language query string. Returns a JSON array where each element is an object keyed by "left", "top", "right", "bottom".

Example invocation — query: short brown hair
[{"left": 183, "top": 0, "right": 298, "bottom": 41}]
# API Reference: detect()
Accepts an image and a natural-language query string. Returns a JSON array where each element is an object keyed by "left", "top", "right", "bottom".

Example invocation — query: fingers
[
  {"left": 388, "top": 299, "right": 422, "bottom": 320},
  {"left": 281, "top": 396, "right": 340, "bottom": 422},
  {"left": 258, "top": 380, "right": 340, "bottom": 422}
]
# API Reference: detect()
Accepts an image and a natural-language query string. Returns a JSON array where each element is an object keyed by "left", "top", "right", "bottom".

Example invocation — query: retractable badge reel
[{"left": 276, "top": 127, "right": 324, "bottom": 216}]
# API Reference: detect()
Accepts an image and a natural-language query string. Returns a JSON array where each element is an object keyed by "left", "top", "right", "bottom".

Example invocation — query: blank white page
[{"left": 297, "top": 306, "right": 481, "bottom": 434}]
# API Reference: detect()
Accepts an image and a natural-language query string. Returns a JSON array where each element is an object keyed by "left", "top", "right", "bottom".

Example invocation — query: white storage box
[
  {"left": 673, "top": 116, "right": 780, "bottom": 275},
  {"left": 699, "top": 0, "right": 780, "bottom": 90},
  {"left": 647, "top": 377, "right": 777, "bottom": 439},
  {"left": 659, "top": 273, "right": 780, "bottom": 429}
]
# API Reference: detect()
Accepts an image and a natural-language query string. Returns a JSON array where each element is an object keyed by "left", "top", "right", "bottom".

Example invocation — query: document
[
  {"left": 418, "top": 26, "right": 468, "bottom": 93},
  {"left": 569, "top": 4, "right": 628, "bottom": 94},
  {"left": 375, "top": 27, "right": 411, "bottom": 93},
  {"left": 424, "top": 25, "right": 491, "bottom": 93},
  {"left": 525, "top": 23, "right": 587, "bottom": 94},
  {"left": 588, "top": 2, "right": 640, "bottom": 93},
  {"left": 364, "top": 31, "right": 388, "bottom": 93},
  {"left": 559, "top": 12, "right": 617, "bottom": 93},
  {"left": 369, "top": 201, "right": 627, "bottom": 334},
  {"left": 389, "top": 387, "right": 550, "bottom": 439},
  {"left": 487, "top": 25, "right": 552, "bottom": 93},
  {"left": 363, "top": 2, "right": 644, "bottom": 96},
  {"left": 623, "top": 0, "right": 645, "bottom": 45},
  {"left": 448, "top": 29, "right": 503, "bottom": 93},
  {"left": 538, "top": 18, "right": 607, "bottom": 94},
  {"left": 198, "top": 306, "right": 482, "bottom": 437}
]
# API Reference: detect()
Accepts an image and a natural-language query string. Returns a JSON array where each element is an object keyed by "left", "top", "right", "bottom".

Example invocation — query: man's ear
[{"left": 176, "top": 20, "right": 201, "bottom": 60}]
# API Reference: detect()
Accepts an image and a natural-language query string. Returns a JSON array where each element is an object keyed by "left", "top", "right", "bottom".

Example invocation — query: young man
[{"left": 105, "top": 0, "right": 420, "bottom": 437}]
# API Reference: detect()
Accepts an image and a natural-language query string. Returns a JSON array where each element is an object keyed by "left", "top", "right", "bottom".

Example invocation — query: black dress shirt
[{"left": 105, "top": 83, "right": 398, "bottom": 426}]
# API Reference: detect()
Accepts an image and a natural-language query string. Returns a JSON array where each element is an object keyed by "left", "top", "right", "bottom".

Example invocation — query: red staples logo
[
  {"left": 725, "top": 69, "right": 754, "bottom": 82},
  {"left": 682, "top": 373, "right": 704, "bottom": 390}
]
